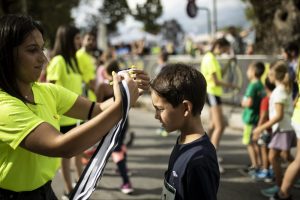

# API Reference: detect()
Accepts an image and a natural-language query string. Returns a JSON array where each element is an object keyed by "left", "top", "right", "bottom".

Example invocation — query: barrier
[{"left": 117, "top": 54, "right": 279, "bottom": 105}]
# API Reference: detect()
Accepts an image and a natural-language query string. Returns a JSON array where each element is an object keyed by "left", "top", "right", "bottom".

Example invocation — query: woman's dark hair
[
  {"left": 0, "top": 14, "right": 44, "bottom": 103},
  {"left": 51, "top": 25, "right": 81, "bottom": 74},
  {"left": 105, "top": 60, "right": 120, "bottom": 76},
  {"left": 211, "top": 37, "right": 230, "bottom": 52},
  {"left": 150, "top": 63, "right": 207, "bottom": 116}
]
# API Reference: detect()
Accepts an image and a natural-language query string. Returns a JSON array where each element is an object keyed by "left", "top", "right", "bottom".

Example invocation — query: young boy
[
  {"left": 150, "top": 63, "right": 220, "bottom": 200},
  {"left": 253, "top": 77, "right": 275, "bottom": 182},
  {"left": 241, "top": 62, "right": 265, "bottom": 175}
]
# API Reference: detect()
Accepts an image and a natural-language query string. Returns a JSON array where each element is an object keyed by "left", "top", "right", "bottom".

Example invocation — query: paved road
[{"left": 52, "top": 105, "right": 300, "bottom": 200}]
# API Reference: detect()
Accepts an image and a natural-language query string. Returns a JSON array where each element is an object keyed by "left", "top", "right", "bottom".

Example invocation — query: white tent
[{"left": 110, "top": 27, "right": 159, "bottom": 45}]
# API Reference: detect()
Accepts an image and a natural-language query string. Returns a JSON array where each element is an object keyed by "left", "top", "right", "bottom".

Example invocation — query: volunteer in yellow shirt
[
  {"left": 200, "top": 38, "right": 238, "bottom": 174},
  {"left": 46, "top": 25, "right": 84, "bottom": 196},
  {"left": 0, "top": 15, "right": 149, "bottom": 199}
]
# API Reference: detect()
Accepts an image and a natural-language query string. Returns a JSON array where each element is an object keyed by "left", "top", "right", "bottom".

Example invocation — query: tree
[
  {"left": 0, "top": 0, "right": 80, "bottom": 47},
  {"left": 243, "top": 0, "right": 300, "bottom": 54},
  {"left": 100, "top": 0, "right": 131, "bottom": 33},
  {"left": 160, "top": 19, "right": 183, "bottom": 45},
  {"left": 133, "top": 0, "right": 163, "bottom": 34}
]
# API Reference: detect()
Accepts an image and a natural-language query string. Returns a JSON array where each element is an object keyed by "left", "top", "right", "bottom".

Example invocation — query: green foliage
[
  {"left": 133, "top": 0, "right": 163, "bottom": 34},
  {"left": 0, "top": 0, "right": 80, "bottom": 47},
  {"left": 100, "top": 0, "right": 131, "bottom": 33}
]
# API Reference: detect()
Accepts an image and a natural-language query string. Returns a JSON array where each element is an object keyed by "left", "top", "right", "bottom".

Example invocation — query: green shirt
[
  {"left": 200, "top": 52, "right": 223, "bottom": 96},
  {"left": 76, "top": 48, "right": 96, "bottom": 101},
  {"left": 292, "top": 72, "right": 300, "bottom": 123},
  {"left": 47, "top": 55, "right": 83, "bottom": 126},
  {"left": 242, "top": 80, "right": 265, "bottom": 124},
  {"left": 0, "top": 83, "right": 78, "bottom": 191}
]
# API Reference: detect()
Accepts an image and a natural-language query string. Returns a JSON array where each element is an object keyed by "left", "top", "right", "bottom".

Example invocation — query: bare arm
[
  {"left": 20, "top": 72, "right": 139, "bottom": 158},
  {"left": 241, "top": 97, "right": 253, "bottom": 108},
  {"left": 253, "top": 103, "right": 284, "bottom": 135},
  {"left": 212, "top": 73, "right": 238, "bottom": 89}
]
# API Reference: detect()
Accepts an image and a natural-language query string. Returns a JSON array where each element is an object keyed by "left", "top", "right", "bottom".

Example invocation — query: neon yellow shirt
[
  {"left": 200, "top": 52, "right": 223, "bottom": 96},
  {"left": 47, "top": 55, "right": 83, "bottom": 126},
  {"left": 76, "top": 48, "right": 96, "bottom": 101},
  {"left": 0, "top": 83, "right": 78, "bottom": 192},
  {"left": 292, "top": 73, "right": 300, "bottom": 124}
]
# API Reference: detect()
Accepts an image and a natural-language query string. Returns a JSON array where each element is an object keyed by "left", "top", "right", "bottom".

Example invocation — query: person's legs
[
  {"left": 210, "top": 105, "right": 225, "bottom": 150},
  {"left": 269, "top": 149, "right": 283, "bottom": 186},
  {"left": 61, "top": 158, "right": 73, "bottom": 194},
  {"left": 280, "top": 150, "right": 294, "bottom": 163},
  {"left": 279, "top": 139, "right": 300, "bottom": 198},
  {"left": 75, "top": 154, "right": 83, "bottom": 181},
  {"left": 247, "top": 144, "right": 259, "bottom": 169},
  {"left": 261, "top": 146, "right": 269, "bottom": 170}
]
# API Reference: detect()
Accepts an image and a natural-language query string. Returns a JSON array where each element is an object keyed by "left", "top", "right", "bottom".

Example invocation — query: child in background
[
  {"left": 272, "top": 66, "right": 300, "bottom": 200},
  {"left": 46, "top": 25, "right": 83, "bottom": 198},
  {"left": 253, "top": 77, "right": 275, "bottom": 182},
  {"left": 150, "top": 63, "right": 219, "bottom": 200},
  {"left": 253, "top": 61, "right": 296, "bottom": 198},
  {"left": 200, "top": 38, "right": 239, "bottom": 173},
  {"left": 95, "top": 60, "right": 134, "bottom": 194},
  {"left": 241, "top": 62, "right": 265, "bottom": 175}
]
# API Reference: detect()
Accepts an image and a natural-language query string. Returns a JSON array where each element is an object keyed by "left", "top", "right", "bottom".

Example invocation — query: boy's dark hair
[
  {"left": 251, "top": 62, "right": 265, "bottom": 78},
  {"left": 0, "top": 14, "right": 44, "bottom": 103},
  {"left": 283, "top": 42, "right": 299, "bottom": 56},
  {"left": 105, "top": 60, "right": 120, "bottom": 76},
  {"left": 150, "top": 63, "right": 207, "bottom": 115},
  {"left": 159, "top": 52, "right": 169, "bottom": 62},
  {"left": 264, "top": 77, "right": 275, "bottom": 91}
]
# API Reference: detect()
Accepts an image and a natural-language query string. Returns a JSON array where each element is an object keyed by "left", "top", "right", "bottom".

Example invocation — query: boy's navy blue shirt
[{"left": 165, "top": 134, "right": 220, "bottom": 200}]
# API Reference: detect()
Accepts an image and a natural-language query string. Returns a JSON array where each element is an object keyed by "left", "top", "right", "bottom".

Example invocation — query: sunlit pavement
[{"left": 52, "top": 97, "right": 300, "bottom": 200}]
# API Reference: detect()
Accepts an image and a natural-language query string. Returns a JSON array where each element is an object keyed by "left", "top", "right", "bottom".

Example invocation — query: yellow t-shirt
[
  {"left": 292, "top": 72, "right": 300, "bottom": 124},
  {"left": 0, "top": 83, "right": 78, "bottom": 192},
  {"left": 47, "top": 55, "right": 83, "bottom": 126},
  {"left": 76, "top": 48, "right": 96, "bottom": 101},
  {"left": 200, "top": 52, "right": 223, "bottom": 96}
]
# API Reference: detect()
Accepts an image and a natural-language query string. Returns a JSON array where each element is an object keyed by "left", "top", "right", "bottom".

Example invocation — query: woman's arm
[
  {"left": 20, "top": 72, "right": 139, "bottom": 158},
  {"left": 253, "top": 103, "right": 284, "bottom": 135},
  {"left": 212, "top": 73, "right": 239, "bottom": 89}
]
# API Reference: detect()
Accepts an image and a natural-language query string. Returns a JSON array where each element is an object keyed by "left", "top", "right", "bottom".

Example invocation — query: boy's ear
[{"left": 182, "top": 100, "right": 193, "bottom": 117}]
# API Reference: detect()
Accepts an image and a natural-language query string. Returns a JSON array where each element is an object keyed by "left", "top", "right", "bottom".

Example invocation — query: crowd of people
[{"left": 1, "top": 13, "right": 300, "bottom": 200}]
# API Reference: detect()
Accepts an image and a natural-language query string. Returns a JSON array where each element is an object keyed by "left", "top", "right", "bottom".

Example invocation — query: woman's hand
[
  {"left": 129, "top": 69, "right": 150, "bottom": 95},
  {"left": 112, "top": 71, "right": 139, "bottom": 107}
]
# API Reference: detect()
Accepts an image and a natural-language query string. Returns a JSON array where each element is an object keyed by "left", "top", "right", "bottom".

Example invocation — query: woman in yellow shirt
[
  {"left": 0, "top": 14, "right": 149, "bottom": 199},
  {"left": 200, "top": 38, "right": 238, "bottom": 173},
  {"left": 46, "top": 25, "right": 83, "bottom": 197}
]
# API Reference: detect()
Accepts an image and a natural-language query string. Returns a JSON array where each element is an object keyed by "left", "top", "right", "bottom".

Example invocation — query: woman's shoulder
[{"left": 48, "top": 55, "right": 65, "bottom": 65}]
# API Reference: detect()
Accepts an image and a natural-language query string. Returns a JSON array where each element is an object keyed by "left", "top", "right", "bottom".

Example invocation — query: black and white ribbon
[{"left": 70, "top": 80, "right": 130, "bottom": 200}]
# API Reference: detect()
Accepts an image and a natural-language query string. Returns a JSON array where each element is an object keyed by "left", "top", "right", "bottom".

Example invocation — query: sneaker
[
  {"left": 261, "top": 185, "right": 279, "bottom": 197},
  {"left": 255, "top": 169, "right": 269, "bottom": 181},
  {"left": 120, "top": 182, "right": 134, "bottom": 194},
  {"left": 293, "top": 178, "right": 300, "bottom": 189},
  {"left": 270, "top": 192, "right": 292, "bottom": 200},
  {"left": 247, "top": 167, "right": 259, "bottom": 178}
]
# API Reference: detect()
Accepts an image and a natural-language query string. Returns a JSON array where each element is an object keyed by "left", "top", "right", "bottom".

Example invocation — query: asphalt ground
[{"left": 52, "top": 102, "right": 300, "bottom": 200}]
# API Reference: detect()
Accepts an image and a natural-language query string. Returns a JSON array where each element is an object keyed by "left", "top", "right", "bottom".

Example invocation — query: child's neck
[
  {"left": 250, "top": 77, "right": 259, "bottom": 82},
  {"left": 179, "top": 117, "right": 205, "bottom": 144}
]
